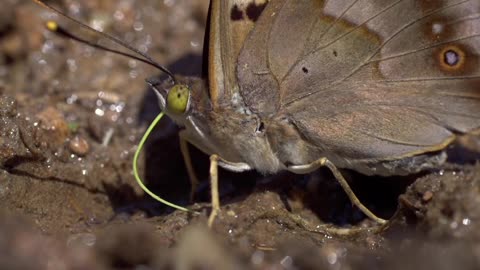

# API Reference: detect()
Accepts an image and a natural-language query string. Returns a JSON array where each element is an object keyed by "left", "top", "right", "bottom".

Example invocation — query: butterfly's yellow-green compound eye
[{"left": 167, "top": 84, "right": 190, "bottom": 114}]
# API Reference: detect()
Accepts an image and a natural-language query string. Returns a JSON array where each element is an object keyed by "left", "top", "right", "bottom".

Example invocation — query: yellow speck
[{"left": 46, "top": 21, "right": 58, "bottom": 31}]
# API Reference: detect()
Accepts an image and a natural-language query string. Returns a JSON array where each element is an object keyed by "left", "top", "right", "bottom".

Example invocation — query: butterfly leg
[
  {"left": 288, "top": 158, "right": 387, "bottom": 225},
  {"left": 208, "top": 154, "right": 221, "bottom": 227},
  {"left": 179, "top": 133, "right": 200, "bottom": 202},
  {"left": 207, "top": 154, "right": 252, "bottom": 227}
]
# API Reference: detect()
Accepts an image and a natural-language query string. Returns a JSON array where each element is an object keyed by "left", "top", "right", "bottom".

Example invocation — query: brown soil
[{"left": 1, "top": 1, "right": 479, "bottom": 269}]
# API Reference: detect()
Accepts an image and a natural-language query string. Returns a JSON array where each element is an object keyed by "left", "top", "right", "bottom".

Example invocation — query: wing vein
[
  {"left": 372, "top": 75, "right": 480, "bottom": 83},
  {"left": 319, "top": 0, "right": 362, "bottom": 43},
  {"left": 314, "top": 0, "right": 404, "bottom": 53},
  {"left": 334, "top": 0, "right": 472, "bottom": 82},
  {"left": 364, "top": 0, "right": 472, "bottom": 62},
  {"left": 366, "top": 26, "right": 480, "bottom": 64},
  {"left": 279, "top": 0, "right": 363, "bottom": 84},
  {"left": 353, "top": 129, "right": 436, "bottom": 147},
  {"left": 283, "top": 0, "right": 466, "bottom": 105}
]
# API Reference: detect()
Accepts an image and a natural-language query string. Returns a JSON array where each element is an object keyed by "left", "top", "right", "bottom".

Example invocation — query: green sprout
[{"left": 68, "top": 122, "right": 79, "bottom": 133}]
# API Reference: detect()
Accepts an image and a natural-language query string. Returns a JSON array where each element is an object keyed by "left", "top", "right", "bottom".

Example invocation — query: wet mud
[{"left": 1, "top": 1, "right": 480, "bottom": 269}]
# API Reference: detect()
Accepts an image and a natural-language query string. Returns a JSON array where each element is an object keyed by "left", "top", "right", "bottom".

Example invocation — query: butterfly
[
  {"left": 36, "top": 0, "right": 480, "bottom": 227},
  {"left": 151, "top": 0, "right": 480, "bottom": 226}
]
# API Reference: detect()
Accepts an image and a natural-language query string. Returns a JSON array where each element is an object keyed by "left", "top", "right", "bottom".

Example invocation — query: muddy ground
[{"left": 1, "top": 1, "right": 480, "bottom": 269}]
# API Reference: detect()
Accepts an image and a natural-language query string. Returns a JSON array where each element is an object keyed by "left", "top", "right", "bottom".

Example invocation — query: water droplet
[
  {"left": 280, "top": 256, "right": 293, "bottom": 268},
  {"left": 128, "top": 59, "right": 137, "bottom": 68},
  {"left": 133, "top": 21, "right": 144, "bottom": 31},
  {"left": 129, "top": 70, "right": 138, "bottom": 78},
  {"left": 114, "top": 10, "right": 125, "bottom": 21},
  {"left": 68, "top": 2, "right": 81, "bottom": 15},
  {"left": 139, "top": 45, "right": 148, "bottom": 53},
  {"left": 67, "top": 58, "right": 77, "bottom": 72},
  {"left": 95, "top": 108, "right": 105, "bottom": 117},
  {"left": 41, "top": 40, "right": 55, "bottom": 54},
  {"left": 66, "top": 94, "right": 78, "bottom": 105},
  {"left": 67, "top": 233, "right": 96, "bottom": 247},
  {"left": 164, "top": 0, "right": 175, "bottom": 7},
  {"left": 91, "top": 19, "right": 105, "bottom": 32},
  {"left": 120, "top": 150, "right": 129, "bottom": 159},
  {"left": 190, "top": 40, "right": 199, "bottom": 47},
  {"left": 115, "top": 103, "right": 125, "bottom": 113},
  {"left": 251, "top": 250, "right": 264, "bottom": 265},
  {"left": 327, "top": 252, "right": 338, "bottom": 265},
  {"left": 109, "top": 113, "right": 119, "bottom": 122},
  {"left": 450, "top": 221, "right": 458, "bottom": 229}
]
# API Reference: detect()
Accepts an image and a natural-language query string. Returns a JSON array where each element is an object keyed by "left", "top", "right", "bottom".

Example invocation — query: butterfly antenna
[{"left": 33, "top": 0, "right": 176, "bottom": 84}]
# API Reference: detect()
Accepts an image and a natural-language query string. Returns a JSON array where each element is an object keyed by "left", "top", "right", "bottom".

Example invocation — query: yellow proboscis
[{"left": 133, "top": 112, "right": 193, "bottom": 213}]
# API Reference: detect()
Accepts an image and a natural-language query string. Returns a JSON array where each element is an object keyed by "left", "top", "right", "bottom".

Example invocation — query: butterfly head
[{"left": 149, "top": 76, "right": 210, "bottom": 128}]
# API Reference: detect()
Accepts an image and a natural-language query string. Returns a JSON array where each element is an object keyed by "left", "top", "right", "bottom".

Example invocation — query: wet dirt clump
[
  {"left": 1, "top": 1, "right": 480, "bottom": 269},
  {"left": 395, "top": 164, "right": 480, "bottom": 240}
]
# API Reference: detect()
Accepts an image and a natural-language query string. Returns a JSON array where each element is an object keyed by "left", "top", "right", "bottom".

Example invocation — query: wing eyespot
[{"left": 437, "top": 45, "right": 466, "bottom": 73}]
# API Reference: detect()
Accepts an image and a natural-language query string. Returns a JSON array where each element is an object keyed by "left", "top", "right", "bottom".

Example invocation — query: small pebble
[
  {"left": 66, "top": 233, "right": 96, "bottom": 247},
  {"left": 36, "top": 106, "right": 70, "bottom": 147},
  {"left": 69, "top": 135, "right": 90, "bottom": 156},
  {"left": 422, "top": 191, "right": 434, "bottom": 202},
  {"left": 0, "top": 96, "right": 17, "bottom": 117}
]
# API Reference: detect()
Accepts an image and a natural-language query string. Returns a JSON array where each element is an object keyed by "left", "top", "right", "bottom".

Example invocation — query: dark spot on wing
[
  {"left": 333, "top": 50, "right": 338, "bottom": 57},
  {"left": 246, "top": 2, "right": 267, "bottom": 22},
  {"left": 231, "top": 4, "right": 244, "bottom": 21},
  {"left": 302, "top": 67, "right": 309, "bottom": 74}
]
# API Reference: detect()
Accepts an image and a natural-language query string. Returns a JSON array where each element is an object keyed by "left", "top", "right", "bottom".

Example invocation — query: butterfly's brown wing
[
  {"left": 237, "top": 0, "right": 480, "bottom": 164},
  {"left": 208, "top": 0, "right": 267, "bottom": 108}
]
